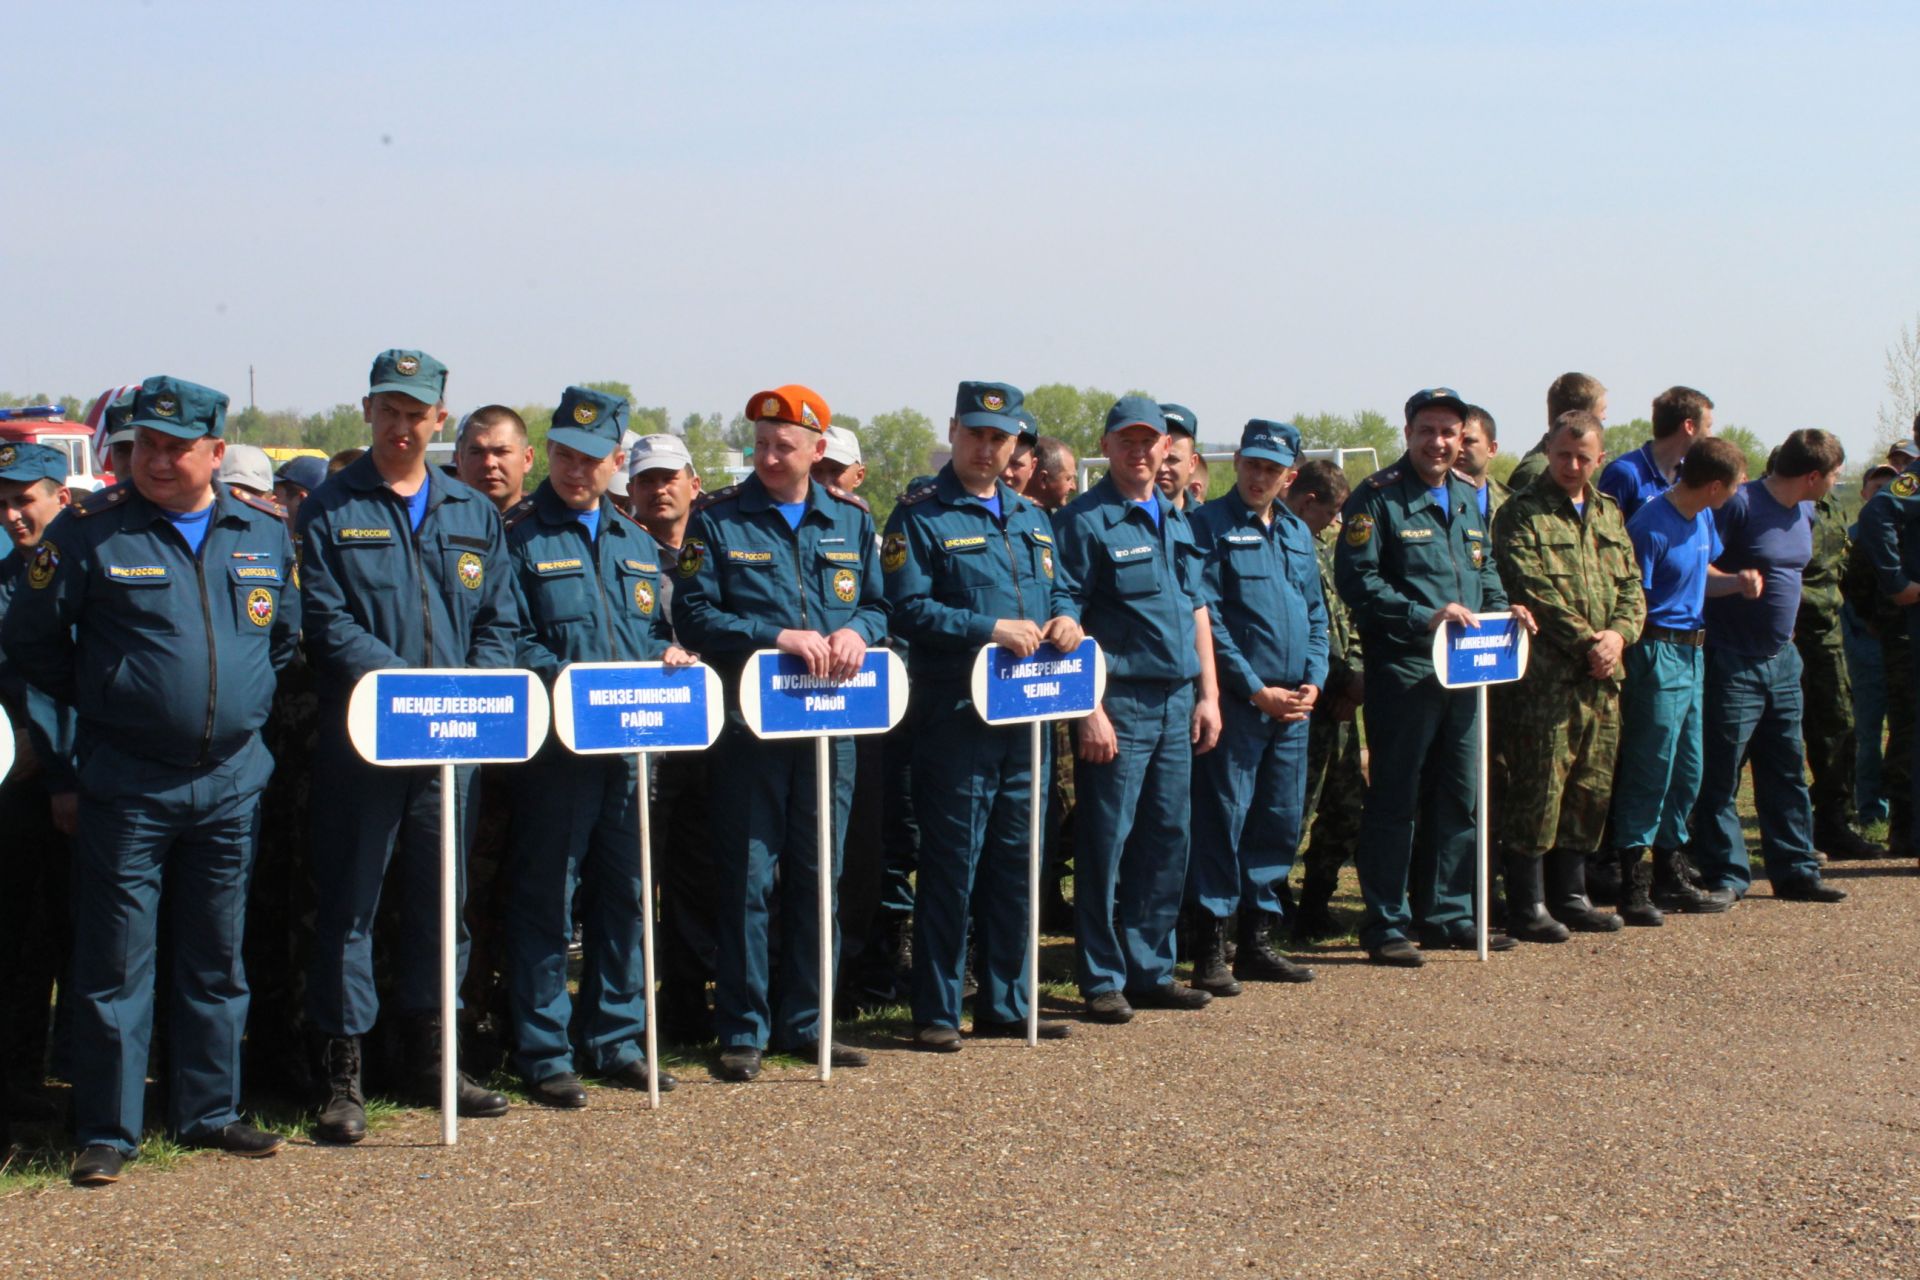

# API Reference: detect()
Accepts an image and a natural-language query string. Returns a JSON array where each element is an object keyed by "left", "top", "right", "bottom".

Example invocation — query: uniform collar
[
  {"left": 1395, "top": 455, "right": 1465, "bottom": 518},
  {"left": 1219, "top": 488, "right": 1282, "bottom": 532},
  {"left": 935, "top": 463, "right": 1017, "bottom": 513},
  {"left": 734, "top": 471, "right": 825, "bottom": 523},
  {"left": 1091, "top": 474, "right": 1171, "bottom": 528},
  {"left": 118, "top": 481, "right": 253, "bottom": 532},
  {"left": 342, "top": 451, "right": 468, "bottom": 510}
]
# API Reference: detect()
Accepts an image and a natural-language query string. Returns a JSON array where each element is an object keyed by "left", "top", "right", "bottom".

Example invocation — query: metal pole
[
  {"left": 1476, "top": 685, "right": 1490, "bottom": 963},
  {"left": 439, "top": 762, "right": 458, "bottom": 1144},
  {"left": 1027, "top": 720, "right": 1042, "bottom": 1047},
  {"left": 637, "top": 751, "right": 659, "bottom": 1108},
  {"left": 816, "top": 735, "right": 834, "bottom": 1083}
]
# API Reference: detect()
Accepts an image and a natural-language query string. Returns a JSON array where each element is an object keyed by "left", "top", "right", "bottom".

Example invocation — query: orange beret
[{"left": 745, "top": 384, "right": 830, "bottom": 434}]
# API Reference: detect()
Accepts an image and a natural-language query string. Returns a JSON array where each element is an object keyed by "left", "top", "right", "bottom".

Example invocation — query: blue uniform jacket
[
  {"left": 671, "top": 473, "right": 889, "bottom": 683},
  {"left": 294, "top": 453, "right": 520, "bottom": 696},
  {"left": 881, "top": 465, "right": 1079, "bottom": 685},
  {"left": 1856, "top": 462, "right": 1920, "bottom": 596},
  {"left": 0, "top": 548, "right": 79, "bottom": 790},
  {"left": 1333, "top": 455, "right": 1508, "bottom": 677},
  {"left": 504, "top": 481, "right": 674, "bottom": 680},
  {"left": 1189, "top": 491, "right": 1329, "bottom": 700},
  {"left": 1052, "top": 475, "right": 1201, "bottom": 683},
  {"left": 1, "top": 482, "right": 298, "bottom": 770}
]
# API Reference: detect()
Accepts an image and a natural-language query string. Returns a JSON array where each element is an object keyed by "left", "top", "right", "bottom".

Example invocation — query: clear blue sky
[{"left": 6, "top": 1, "right": 1917, "bottom": 457}]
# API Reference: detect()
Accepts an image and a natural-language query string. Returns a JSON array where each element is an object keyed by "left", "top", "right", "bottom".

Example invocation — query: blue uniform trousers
[
  {"left": 504, "top": 751, "right": 647, "bottom": 1082},
  {"left": 1609, "top": 640, "right": 1706, "bottom": 851},
  {"left": 908, "top": 690, "right": 1036, "bottom": 1029},
  {"left": 1692, "top": 645, "right": 1819, "bottom": 892},
  {"left": 1354, "top": 668, "right": 1478, "bottom": 951},
  {"left": 1187, "top": 696, "right": 1310, "bottom": 921},
  {"left": 69, "top": 737, "right": 270, "bottom": 1153},
  {"left": 1842, "top": 606, "right": 1889, "bottom": 823},
  {"left": 1072, "top": 677, "right": 1195, "bottom": 996},
  {"left": 709, "top": 723, "right": 854, "bottom": 1051},
  {"left": 306, "top": 711, "right": 475, "bottom": 1038}
]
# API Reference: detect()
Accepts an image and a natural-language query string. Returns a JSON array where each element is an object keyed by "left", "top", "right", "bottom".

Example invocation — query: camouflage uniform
[
  {"left": 1491, "top": 474, "right": 1645, "bottom": 856},
  {"left": 1842, "top": 529, "right": 1912, "bottom": 840},
  {"left": 1297, "top": 527, "right": 1365, "bottom": 900},
  {"left": 1504, "top": 437, "right": 1552, "bottom": 495},
  {"left": 1795, "top": 496, "right": 1856, "bottom": 832}
]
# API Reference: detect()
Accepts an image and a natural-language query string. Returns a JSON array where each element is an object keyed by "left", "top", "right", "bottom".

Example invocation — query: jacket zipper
[
  {"left": 590, "top": 513, "right": 616, "bottom": 656},
  {"left": 194, "top": 536, "right": 217, "bottom": 767},
  {"left": 1000, "top": 520, "right": 1029, "bottom": 619},
  {"left": 405, "top": 489, "right": 435, "bottom": 665}
]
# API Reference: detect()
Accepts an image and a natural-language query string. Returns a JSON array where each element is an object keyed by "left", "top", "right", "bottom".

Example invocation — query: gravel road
[{"left": 4, "top": 862, "right": 1917, "bottom": 1278}]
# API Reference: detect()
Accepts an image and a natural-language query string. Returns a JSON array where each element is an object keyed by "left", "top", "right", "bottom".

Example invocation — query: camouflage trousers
[
  {"left": 1794, "top": 627, "right": 1855, "bottom": 824},
  {"left": 1497, "top": 677, "right": 1620, "bottom": 857},
  {"left": 1298, "top": 713, "right": 1365, "bottom": 888}
]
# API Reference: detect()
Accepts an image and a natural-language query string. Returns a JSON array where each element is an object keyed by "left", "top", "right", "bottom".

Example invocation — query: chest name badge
[
  {"left": 942, "top": 535, "right": 987, "bottom": 551},
  {"left": 728, "top": 549, "right": 773, "bottom": 564},
  {"left": 337, "top": 528, "right": 393, "bottom": 541},
  {"left": 534, "top": 558, "right": 583, "bottom": 574},
  {"left": 107, "top": 564, "right": 169, "bottom": 582},
  {"left": 1399, "top": 527, "right": 1434, "bottom": 540},
  {"left": 823, "top": 550, "right": 861, "bottom": 563},
  {"left": 833, "top": 567, "right": 858, "bottom": 602},
  {"left": 457, "top": 551, "right": 484, "bottom": 590},
  {"left": 233, "top": 565, "right": 281, "bottom": 580}
]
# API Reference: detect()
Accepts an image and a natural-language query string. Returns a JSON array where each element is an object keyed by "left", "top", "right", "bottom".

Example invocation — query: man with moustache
[{"left": 455, "top": 405, "right": 534, "bottom": 514}]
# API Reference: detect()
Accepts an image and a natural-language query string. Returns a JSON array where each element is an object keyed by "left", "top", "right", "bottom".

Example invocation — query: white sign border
[
  {"left": 552, "top": 661, "right": 724, "bottom": 756},
  {"left": 346, "top": 667, "right": 551, "bottom": 767}
]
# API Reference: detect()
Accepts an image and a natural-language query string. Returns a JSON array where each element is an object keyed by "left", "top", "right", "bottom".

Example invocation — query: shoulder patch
[
  {"left": 691, "top": 484, "right": 741, "bottom": 514},
  {"left": 1892, "top": 473, "right": 1919, "bottom": 500},
  {"left": 75, "top": 484, "right": 132, "bottom": 517},
  {"left": 234, "top": 490, "right": 287, "bottom": 520},
  {"left": 824, "top": 483, "right": 870, "bottom": 513},
  {"left": 1366, "top": 467, "right": 1403, "bottom": 490},
  {"left": 502, "top": 497, "right": 537, "bottom": 530}
]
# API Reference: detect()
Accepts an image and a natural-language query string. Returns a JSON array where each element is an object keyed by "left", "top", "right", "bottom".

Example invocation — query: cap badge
[
  {"left": 0, "top": 445, "right": 15, "bottom": 466},
  {"left": 396, "top": 355, "right": 420, "bottom": 376},
  {"left": 154, "top": 395, "right": 178, "bottom": 417},
  {"left": 573, "top": 403, "right": 598, "bottom": 426},
  {"left": 761, "top": 396, "right": 782, "bottom": 417},
  {"left": 981, "top": 392, "right": 1005, "bottom": 411}
]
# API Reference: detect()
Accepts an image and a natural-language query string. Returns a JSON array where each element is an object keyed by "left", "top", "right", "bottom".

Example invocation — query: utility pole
[{"left": 249, "top": 364, "right": 256, "bottom": 411}]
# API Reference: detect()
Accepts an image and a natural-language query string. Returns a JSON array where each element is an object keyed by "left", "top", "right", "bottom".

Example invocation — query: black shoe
[
  {"left": 1616, "top": 847, "right": 1665, "bottom": 927},
  {"left": 1187, "top": 910, "right": 1242, "bottom": 996},
  {"left": 1290, "top": 879, "right": 1339, "bottom": 943},
  {"left": 971, "top": 1018, "right": 1072, "bottom": 1040},
  {"left": 1503, "top": 852, "right": 1570, "bottom": 943},
  {"left": 184, "top": 1121, "right": 285, "bottom": 1157},
  {"left": 595, "top": 1058, "right": 678, "bottom": 1093},
  {"left": 1815, "top": 821, "right": 1885, "bottom": 860},
  {"left": 782, "top": 1039, "right": 871, "bottom": 1068},
  {"left": 528, "top": 1072, "right": 590, "bottom": 1109},
  {"left": 1546, "top": 849, "right": 1624, "bottom": 932},
  {"left": 715, "top": 1045, "right": 762, "bottom": 1082},
  {"left": 1652, "top": 848, "right": 1715, "bottom": 912},
  {"left": 911, "top": 1025, "right": 963, "bottom": 1053},
  {"left": 1416, "top": 926, "right": 1516, "bottom": 953},
  {"left": 71, "top": 1145, "right": 126, "bottom": 1187},
  {"left": 1771, "top": 875, "right": 1848, "bottom": 903},
  {"left": 313, "top": 1035, "right": 367, "bottom": 1145},
  {"left": 1693, "top": 887, "right": 1739, "bottom": 913},
  {"left": 1234, "top": 912, "right": 1316, "bottom": 982},
  {"left": 1131, "top": 981, "right": 1212, "bottom": 1010},
  {"left": 1368, "top": 939, "right": 1425, "bottom": 968},
  {"left": 401, "top": 1014, "right": 510, "bottom": 1117},
  {"left": 1085, "top": 991, "right": 1134, "bottom": 1024}
]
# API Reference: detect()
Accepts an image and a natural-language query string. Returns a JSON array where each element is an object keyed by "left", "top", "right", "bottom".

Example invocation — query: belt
[{"left": 1643, "top": 625, "right": 1705, "bottom": 647}]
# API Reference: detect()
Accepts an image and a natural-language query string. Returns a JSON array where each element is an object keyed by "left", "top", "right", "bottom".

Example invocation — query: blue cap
[
  {"left": 103, "top": 388, "right": 138, "bottom": 445},
  {"left": 368, "top": 349, "right": 448, "bottom": 403},
  {"left": 1010, "top": 405, "right": 1039, "bottom": 447},
  {"left": 1159, "top": 403, "right": 1197, "bottom": 439},
  {"left": 275, "top": 455, "right": 329, "bottom": 493},
  {"left": 955, "top": 381, "right": 1025, "bottom": 434},
  {"left": 548, "top": 386, "right": 630, "bottom": 460},
  {"left": 1404, "top": 386, "right": 1471, "bottom": 424},
  {"left": 1104, "top": 395, "right": 1167, "bottom": 436},
  {"left": 129, "top": 375, "right": 228, "bottom": 440},
  {"left": 0, "top": 442, "right": 69, "bottom": 485},
  {"left": 1240, "top": 419, "right": 1300, "bottom": 467}
]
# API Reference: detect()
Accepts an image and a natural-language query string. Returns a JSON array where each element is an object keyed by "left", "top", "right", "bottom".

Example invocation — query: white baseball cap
[
  {"left": 822, "top": 426, "right": 862, "bottom": 468},
  {"left": 219, "top": 443, "right": 276, "bottom": 495},
  {"left": 628, "top": 433, "right": 696, "bottom": 477}
]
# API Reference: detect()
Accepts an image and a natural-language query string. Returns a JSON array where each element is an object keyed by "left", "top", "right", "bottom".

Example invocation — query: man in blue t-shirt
[
  {"left": 1597, "top": 385, "right": 1715, "bottom": 518},
  {"left": 1609, "top": 438, "right": 1755, "bottom": 918},
  {"left": 1692, "top": 429, "right": 1850, "bottom": 905}
]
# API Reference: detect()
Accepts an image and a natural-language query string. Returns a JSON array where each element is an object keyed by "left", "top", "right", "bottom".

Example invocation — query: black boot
[
  {"left": 1545, "top": 849, "right": 1624, "bottom": 932},
  {"left": 313, "top": 1034, "right": 367, "bottom": 1145},
  {"left": 1291, "top": 874, "right": 1339, "bottom": 943},
  {"left": 1652, "top": 847, "right": 1720, "bottom": 913},
  {"left": 1233, "top": 910, "right": 1314, "bottom": 983},
  {"left": 1503, "top": 852, "right": 1568, "bottom": 943},
  {"left": 402, "top": 1014, "right": 510, "bottom": 1118},
  {"left": 1814, "top": 817, "right": 1886, "bottom": 860},
  {"left": 1187, "top": 911, "right": 1242, "bottom": 996},
  {"left": 1616, "top": 847, "right": 1664, "bottom": 927},
  {"left": 1584, "top": 848, "right": 1623, "bottom": 907}
]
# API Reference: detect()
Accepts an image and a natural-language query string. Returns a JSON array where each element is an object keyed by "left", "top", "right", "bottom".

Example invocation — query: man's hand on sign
[
  {"left": 662, "top": 644, "right": 698, "bottom": 667},
  {"left": 1427, "top": 602, "right": 1479, "bottom": 632},
  {"left": 991, "top": 619, "right": 1043, "bottom": 657},
  {"left": 1510, "top": 603, "right": 1538, "bottom": 634},
  {"left": 824, "top": 628, "right": 867, "bottom": 680},
  {"left": 1042, "top": 615, "right": 1084, "bottom": 653},
  {"left": 775, "top": 628, "right": 833, "bottom": 677},
  {"left": 1077, "top": 705, "right": 1118, "bottom": 764},
  {"left": 1588, "top": 629, "right": 1625, "bottom": 678},
  {"left": 1191, "top": 694, "right": 1222, "bottom": 753}
]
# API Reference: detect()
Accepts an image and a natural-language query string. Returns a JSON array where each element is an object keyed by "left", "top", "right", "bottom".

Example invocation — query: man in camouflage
[
  {"left": 1798, "top": 490, "right": 1883, "bottom": 858},
  {"left": 1282, "top": 461, "right": 1364, "bottom": 941},
  {"left": 1505, "top": 372, "right": 1610, "bottom": 495},
  {"left": 1492, "top": 411, "right": 1644, "bottom": 939}
]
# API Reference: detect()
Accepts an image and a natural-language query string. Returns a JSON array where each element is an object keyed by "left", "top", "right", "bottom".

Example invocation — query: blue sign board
[
  {"left": 1431, "top": 613, "right": 1530, "bottom": 689},
  {"left": 552, "top": 662, "right": 723, "bottom": 755},
  {"left": 347, "top": 669, "right": 550, "bottom": 766},
  {"left": 971, "top": 638, "right": 1106, "bottom": 725},
  {"left": 738, "top": 648, "right": 909, "bottom": 740}
]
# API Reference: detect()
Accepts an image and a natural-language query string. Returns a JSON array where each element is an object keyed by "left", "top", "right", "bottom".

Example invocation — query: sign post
[
  {"left": 551, "top": 660, "right": 725, "bottom": 1108},
  {"left": 1430, "top": 613, "right": 1530, "bottom": 961},
  {"left": 737, "top": 647, "right": 908, "bottom": 1080},
  {"left": 346, "top": 668, "right": 549, "bottom": 1143},
  {"left": 968, "top": 637, "right": 1106, "bottom": 1046}
]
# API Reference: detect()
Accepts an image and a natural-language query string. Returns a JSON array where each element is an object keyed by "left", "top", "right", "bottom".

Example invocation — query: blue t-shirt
[
  {"left": 1474, "top": 484, "right": 1489, "bottom": 520},
  {"left": 1703, "top": 480, "right": 1813, "bottom": 656},
  {"left": 1134, "top": 497, "right": 1162, "bottom": 528},
  {"left": 163, "top": 502, "right": 214, "bottom": 555},
  {"left": 776, "top": 500, "right": 807, "bottom": 531},
  {"left": 577, "top": 506, "right": 601, "bottom": 542},
  {"left": 979, "top": 491, "right": 1003, "bottom": 521},
  {"left": 1427, "top": 485, "right": 1451, "bottom": 523},
  {"left": 1598, "top": 443, "right": 1674, "bottom": 520},
  {"left": 1628, "top": 491, "right": 1723, "bottom": 631},
  {"left": 406, "top": 483, "right": 429, "bottom": 532}
]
